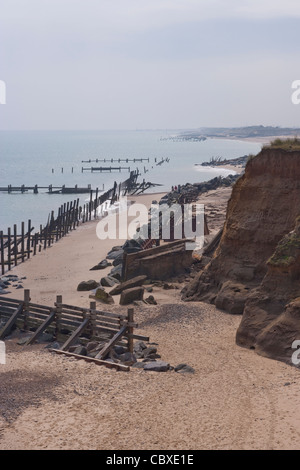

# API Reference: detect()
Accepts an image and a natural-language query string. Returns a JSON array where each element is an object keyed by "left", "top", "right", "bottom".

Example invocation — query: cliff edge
[{"left": 182, "top": 143, "right": 300, "bottom": 366}]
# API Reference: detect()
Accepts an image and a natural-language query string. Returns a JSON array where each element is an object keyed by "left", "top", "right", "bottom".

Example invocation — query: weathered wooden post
[
  {"left": 55, "top": 295, "right": 63, "bottom": 340},
  {"left": 21, "top": 222, "right": 25, "bottom": 262},
  {"left": 0, "top": 231, "right": 4, "bottom": 275},
  {"left": 27, "top": 220, "right": 31, "bottom": 258},
  {"left": 13, "top": 224, "right": 18, "bottom": 267},
  {"left": 90, "top": 301, "right": 97, "bottom": 338},
  {"left": 23, "top": 289, "right": 31, "bottom": 330},
  {"left": 127, "top": 308, "right": 134, "bottom": 353},
  {"left": 7, "top": 227, "right": 11, "bottom": 271}
]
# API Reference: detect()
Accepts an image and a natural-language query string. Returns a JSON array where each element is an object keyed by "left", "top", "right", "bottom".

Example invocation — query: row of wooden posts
[
  {"left": 0, "top": 290, "right": 148, "bottom": 370},
  {"left": 0, "top": 171, "right": 139, "bottom": 275}
]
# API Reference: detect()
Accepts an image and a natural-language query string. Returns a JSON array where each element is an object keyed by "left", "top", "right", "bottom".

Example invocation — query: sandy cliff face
[{"left": 183, "top": 147, "right": 300, "bottom": 365}]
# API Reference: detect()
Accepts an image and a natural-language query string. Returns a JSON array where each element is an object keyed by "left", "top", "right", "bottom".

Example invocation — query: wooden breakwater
[
  {"left": 82, "top": 158, "right": 150, "bottom": 163},
  {"left": 0, "top": 184, "right": 95, "bottom": 194},
  {"left": 0, "top": 171, "right": 140, "bottom": 275},
  {"left": 0, "top": 290, "right": 149, "bottom": 370},
  {"left": 81, "top": 166, "right": 131, "bottom": 173}
]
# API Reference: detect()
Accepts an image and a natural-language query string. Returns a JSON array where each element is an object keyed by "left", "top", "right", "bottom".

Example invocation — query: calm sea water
[{"left": 0, "top": 130, "right": 261, "bottom": 231}]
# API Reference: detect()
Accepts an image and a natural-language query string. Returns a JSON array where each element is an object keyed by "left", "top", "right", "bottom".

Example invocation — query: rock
[
  {"left": 114, "top": 345, "right": 127, "bottom": 355},
  {"left": 163, "top": 283, "right": 174, "bottom": 290},
  {"left": 16, "top": 284, "right": 23, "bottom": 289},
  {"left": 110, "top": 275, "right": 147, "bottom": 295},
  {"left": 143, "top": 361, "right": 170, "bottom": 372},
  {"left": 112, "top": 253, "right": 124, "bottom": 266},
  {"left": 17, "top": 336, "right": 32, "bottom": 345},
  {"left": 86, "top": 341, "right": 100, "bottom": 352},
  {"left": 215, "top": 281, "right": 249, "bottom": 315},
  {"left": 108, "top": 275, "right": 120, "bottom": 284},
  {"left": 141, "top": 346, "right": 157, "bottom": 358},
  {"left": 109, "top": 264, "right": 123, "bottom": 281},
  {"left": 145, "top": 295, "right": 157, "bottom": 305},
  {"left": 119, "top": 287, "right": 144, "bottom": 305},
  {"left": 77, "top": 280, "right": 99, "bottom": 291},
  {"left": 106, "top": 249, "right": 124, "bottom": 260},
  {"left": 100, "top": 276, "right": 117, "bottom": 288},
  {"left": 122, "top": 239, "right": 141, "bottom": 250},
  {"left": 134, "top": 341, "right": 147, "bottom": 354},
  {"left": 90, "top": 288, "right": 114, "bottom": 304},
  {"left": 111, "top": 245, "right": 123, "bottom": 252},
  {"left": 37, "top": 332, "right": 54, "bottom": 343},
  {"left": 119, "top": 352, "right": 137, "bottom": 366},
  {"left": 90, "top": 259, "right": 112, "bottom": 270},
  {"left": 74, "top": 345, "right": 87, "bottom": 356},
  {"left": 45, "top": 341, "right": 61, "bottom": 350},
  {"left": 132, "top": 361, "right": 146, "bottom": 369},
  {"left": 174, "top": 363, "right": 195, "bottom": 374}
]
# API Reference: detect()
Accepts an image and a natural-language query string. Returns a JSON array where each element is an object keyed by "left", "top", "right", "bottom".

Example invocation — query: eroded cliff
[{"left": 183, "top": 145, "right": 300, "bottom": 366}]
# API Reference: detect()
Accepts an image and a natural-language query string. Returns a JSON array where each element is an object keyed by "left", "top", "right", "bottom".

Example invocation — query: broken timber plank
[
  {"left": 49, "top": 348, "right": 129, "bottom": 371},
  {"left": 60, "top": 317, "right": 90, "bottom": 351},
  {"left": 0, "top": 303, "right": 23, "bottom": 339},
  {"left": 26, "top": 311, "right": 56, "bottom": 345},
  {"left": 95, "top": 325, "right": 128, "bottom": 360}
]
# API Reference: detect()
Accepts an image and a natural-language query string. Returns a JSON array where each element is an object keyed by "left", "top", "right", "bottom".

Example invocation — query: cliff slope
[{"left": 183, "top": 146, "right": 300, "bottom": 365}]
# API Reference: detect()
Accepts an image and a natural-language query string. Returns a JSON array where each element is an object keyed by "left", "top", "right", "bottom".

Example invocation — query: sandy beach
[{"left": 1, "top": 188, "right": 300, "bottom": 450}]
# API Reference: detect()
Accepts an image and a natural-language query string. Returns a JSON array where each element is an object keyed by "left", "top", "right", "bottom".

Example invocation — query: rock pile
[
  {"left": 161, "top": 174, "right": 239, "bottom": 206},
  {"left": 62, "top": 338, "right": 195, "bottom": 373},
  {"left": 0, "top": 274, "right": 25, "bottom": 295}
]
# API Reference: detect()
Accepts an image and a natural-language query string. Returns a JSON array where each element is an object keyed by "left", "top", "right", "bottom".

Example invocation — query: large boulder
[
  {"left": 110, "top": 275, "right": 147, "bottom": 295},
  {"left": 106, "top": 249, "right": 124, "bottom": 260},
  {"left": 77, "top": 280, "right": 99, "bottom": 291},
  {"left": 143, "top": 361, "right": 170, "bottom": 372},
  {"left": 89, "top": 287, "right": 114, "bottom": 304},
  {"left": 119, "top": 287, "right": 144, "bottom": 305},
  {"left": 90, "top": 259, "right": 112, "bottom": 270},
  {"left": 100, "top": 276, "right": 118, "bottom": 288}
]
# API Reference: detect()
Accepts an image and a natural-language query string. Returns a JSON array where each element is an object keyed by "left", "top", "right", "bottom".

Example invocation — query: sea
[{"left": 0, "top": 130, "right": 261, "bottom": 232}]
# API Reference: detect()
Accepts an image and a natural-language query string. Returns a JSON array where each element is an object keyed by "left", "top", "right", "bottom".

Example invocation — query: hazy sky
[{"left": 1, "top": 0, "right": 300, "bottom": 130}]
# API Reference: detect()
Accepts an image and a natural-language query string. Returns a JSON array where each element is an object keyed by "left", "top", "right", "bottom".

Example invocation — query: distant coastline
[{"left": 168, "top": 126, "right": 300, "bottom": 146}]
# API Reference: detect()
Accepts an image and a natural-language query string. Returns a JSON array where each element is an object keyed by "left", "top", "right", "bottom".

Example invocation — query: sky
[{"left": 1, "top": 0, "right": 300, "bottom": 130}]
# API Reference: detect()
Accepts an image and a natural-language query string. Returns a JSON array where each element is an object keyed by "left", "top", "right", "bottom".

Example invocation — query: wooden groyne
[
  {"left": 0, "top": 184, "right": 96, "bottom": 194},
  {"left": 81, "top": 166, "right": 131, "bottom": 173},
  {"left": 82, "top": 158, "right": 150, "bottom": 163},
  {"left": 0, "top": 171, "right": 162, "bottom": 274},
  {"left": 0, "top": 290, "right": 149, "bottom": 370}
]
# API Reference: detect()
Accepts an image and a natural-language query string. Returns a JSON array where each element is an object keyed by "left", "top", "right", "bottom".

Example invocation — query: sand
[{"left": 1, "top": 189, "right": 300, "bottom": 450}]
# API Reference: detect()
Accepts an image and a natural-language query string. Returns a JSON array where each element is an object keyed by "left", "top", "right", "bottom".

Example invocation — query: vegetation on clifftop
[{"left": 263, "top": 137, "right": 300, "bottom": 151}]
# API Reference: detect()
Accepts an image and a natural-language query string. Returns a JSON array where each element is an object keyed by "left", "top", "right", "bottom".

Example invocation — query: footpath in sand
[{"left": 1, "top": 190, "right": 300, "bottom": 450}]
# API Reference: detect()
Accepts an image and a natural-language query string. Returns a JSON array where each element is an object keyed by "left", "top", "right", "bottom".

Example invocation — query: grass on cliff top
[{"left": 263, "top": 137, "right": 300, "bottom": 150}]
